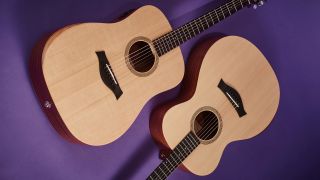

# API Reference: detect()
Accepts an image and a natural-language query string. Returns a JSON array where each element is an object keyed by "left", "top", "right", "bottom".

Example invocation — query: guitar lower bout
[
  {"left": 30, "top": 5, "right": 185, "bottom": 146},
  {"left": 150, "top": 36, "right": 280, "bottom": 176}
]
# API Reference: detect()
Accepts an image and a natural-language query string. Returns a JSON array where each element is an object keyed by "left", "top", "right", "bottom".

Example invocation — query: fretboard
[
  {"left": 147, "top": 132, "right": 201, "bottom": 180},
  {"left": 153, "top": 0, "right": 252, "bottom": 56}
]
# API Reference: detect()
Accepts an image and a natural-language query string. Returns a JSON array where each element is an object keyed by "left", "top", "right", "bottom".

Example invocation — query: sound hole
[
  {"left": 128, "top": 41, "right": 155, "bottom": 73},
  {"left": 194, "top": 110, "right": 219, "bottom": 141}
]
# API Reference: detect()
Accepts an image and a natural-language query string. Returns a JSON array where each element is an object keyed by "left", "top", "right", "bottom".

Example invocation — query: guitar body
[
  {"left": 150, "top": 36, "right": 280, "bottom": 176},
  {"left": 30, "top": 5, "right": 184, "bottom": 146}
]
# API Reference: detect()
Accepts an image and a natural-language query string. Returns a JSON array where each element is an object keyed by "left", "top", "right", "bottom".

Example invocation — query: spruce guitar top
[
  {"left": 148, "top": 36, "right": 279, "bottom": 179},
  {"left": 30, "top": 0, "right": 265, "bottom": 145}
]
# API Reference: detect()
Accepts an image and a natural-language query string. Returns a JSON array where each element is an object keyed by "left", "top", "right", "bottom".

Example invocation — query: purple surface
[{"left": 1, "top": 0, "right": 320, "bottom": 179}]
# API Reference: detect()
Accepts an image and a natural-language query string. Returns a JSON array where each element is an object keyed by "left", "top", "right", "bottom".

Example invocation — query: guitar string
[
  {"left": 150, "top": 108, "right": 221, "bottom": 179},
  {"left": 96, "top": 0, "right": 242, "bottom": 86},
  {"left": 115, "top": 14, "right": 242, "bottom": 95},
  {"left": 150, "top": 113, "right": 220, "bottom": 180},
  {"left": 112, "top": 0, "right": 243, "bottom": 73},
  {"left": 61, "top": 0, "right": 245, "bottom": 98},
  {"left": 157, "top": 114, "right": 220, "bottom": 180},
  {"left": 105, "top": 0, "right": 245, "bottom": 71},
  {"left": 104, "top": 0, "right": 245, "bottom": 85},
  {"left": 151, "top": 99, "right": 235, "bottom": 179},
  {"left": 148, "top": 2, "right": 252, "bottom": 178},
  {"left": 81, "top": 4, "right": 240, "bottom": 99}
]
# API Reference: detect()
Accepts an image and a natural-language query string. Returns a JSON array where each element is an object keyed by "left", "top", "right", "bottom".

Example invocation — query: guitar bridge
[
  {"left": 218, "top": 79, "right": 246, "bottom": 117},
  {"left": 96, "top": 51, "right": 123, "bottom": 99}
]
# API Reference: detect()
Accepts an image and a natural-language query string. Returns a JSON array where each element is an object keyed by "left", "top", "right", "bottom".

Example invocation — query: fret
[
  {"left": 155, "top": 39, "right": 164, "bottom": 56},
  {"left": 193, "top": 19, "right": 201, "bottom": 34},
  {"left": 173, "top": 147, "right": 184, "bottom": 162},
  {"left": 166, "top": 34, "right": 174, "bottom": 50},
  {"left": 226, "top": 3, "right": 231, "bottom": 15},
  {"left": 158, "top": 37, "right": 167, "bottom": 55},
  {"left": 209, "top": 11, "right": 219, "bottom": 24},
  {"left": 219, "top": 6, "right": 225, "bottom": 19},
  {"left": 163, "top": 159, "right": 174, "bottom": 171},
  {"left": 178, "top": 140, "right": 190, "bottom": 155},
  {"left": 159, "top": 39, "right": 168, "bottom": 55},
  {"left": 157, "top": 44, "right": 164, "bottom": 56},
  {"left": 178, "top": 26, "right": 187, "bottom": 42},
  {"left": 173, "top": 30, "right": 181, "bottom": 46},
  {"left": 160, "top": 162, "right": 170, "bottom": 175},
  {"left": 214, "top": 9, "right": 220, "bottom": 21},
  {"left": 185, "top": 134, "right": 194, "bottom": 148},
  {"left": 186, "top": 134, "right": 197, "bottom": 148},
  {"left": 189, "top": 132, "right": 201, "bottom": 145},
  {"left": 239, "top": 0, "right": 244, "bottom": 8},
  {"left": 184, "top": 25, "right": 190, "bottom": 40},
  {"left": 198, "top": 16, "right": 206, "bottom": 32},
  {"left": 231, "top": 0, "right": 238, "bottom": 13},
  {"left": 166, "top": 33, "right": 175, "bottom": 50},
  {"left": 187, "top": 22, "right": 196, "bottom": 38},
  {"left": 177, "top": 29, "right": 184, "bottom": 44},
  {"left": 167, "top": 158, "right": 174, "bottom": 168},
  {"left": 158, "top": 166, "right": 166, "bottom": 176},
  {"left": 169, "top": 31, "right": 176, "bottom": 48},
  {"left": 181, "top": 140, "right": 192, "bottom": 154},
  {"left": 153, "top": 170, "right": 161, "bottom": 179},
  {"left": 185, "top": 24, "right": 192, "bottom": 39},
  {"left": 153, "top": 41, "right": 161, "bottom": 56},
  {"left": 161, "top": 161, "right": 171, "bottom": 174},
  {"left": 174, "top": 28, "right": 182, "bottom": 43},
  {"left": 163, "top": 36, "right": 170, "bottom": 54},
  {"left": 208, "top": 12, "right": 215, "bottom": 25},
  {"left": 160, "top": 42, "right": 167, "bottom": 56},
  {"left": 173, "top": 31, "right": 179, "bottom": 47},
  {"left": 159, "top": 39, "right": 167, "bottom": 55},
  {"left": 180, "top": 142, "right": 189, "bottom": 155},
  {"left": 198, "top": 16, "right": 206, "bottom": 31},
  {"left": 152, "top": 0, "right": 248, "bottom": 57},
  {"left": 179, "top": 28, "right": 186, "bottom": 43},
  {"left": 179, "top": 26, "right": 186, "bottom": 40},
  {"left": 148, "top": 174, "right": 155, "bottom": 180},
  {"left": 203, "top": 14, "right": 210, "bottom": 28},
  {"left": 189, "top": 22, "right": 196, "bottom": 36},
  {"left": 205, "top": 14, "right": 214, "bottom": 27},
  {"left": 239, "top": 0, "right": 252, "bottom": 7},
  {"left": 168, "top": 33, "right": 176, "bottom": 49},
  {"left": 168, "top": 153, "right": 178, "bottom": 165},
  {"left": 176, "top": 143, "right": 185, "bottom": 157},
  {"left": 170, "top": 32, "right": 177, "bottom": 47},
  {"left": 147, "top": 132, "right": 201, "bottom": 180},
  {"left": 232, "top": 0, "right": 238, "bottom": 11},
  {"left": 159, "top": 163, "right": 169, "bottom": 175},
  {"left": 180, "top": 26, "right": 187, "bottom": 40}
]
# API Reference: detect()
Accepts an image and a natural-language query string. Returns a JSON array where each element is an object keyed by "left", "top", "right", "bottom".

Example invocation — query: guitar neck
[
  {"left": 147, "top": 132, "right": 201, "bottom": 180},
  {"left": 153, "top": 0, "right": 252, "bottom": 56}
]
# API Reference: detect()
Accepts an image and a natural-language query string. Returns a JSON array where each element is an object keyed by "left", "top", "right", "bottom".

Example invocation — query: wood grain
[
  {"left": 150, "top": 36, "right": 280, "bottom": 176},
  {"left": 31, "top": 5, "right": 185, "bottom": 146}
]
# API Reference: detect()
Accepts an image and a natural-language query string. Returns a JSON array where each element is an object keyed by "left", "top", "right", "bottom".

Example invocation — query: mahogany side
[
  {"left": 29, "top": 6, "right": 185, "bottom": 146},
  {"left": 29, "top": 33, "right": 82, "bottom": 143},
  {"left": 29, "top": 10, "right": 135, "bottom": 144},
  {"left": 149, "top": 36, "right": 280, "bottom": 176}
]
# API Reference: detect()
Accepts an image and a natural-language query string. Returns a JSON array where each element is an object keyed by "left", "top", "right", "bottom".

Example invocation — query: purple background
[{"left": 1, "top": 0, "right": 320, "bottom": 179}]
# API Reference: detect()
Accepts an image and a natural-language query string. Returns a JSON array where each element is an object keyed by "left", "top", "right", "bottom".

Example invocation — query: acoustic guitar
[
  {"left": 148, "top": 36, "right": 280, "bottom": 179},
  {"left": 30, "top": 0, "right": 265, "bottom": 145}
]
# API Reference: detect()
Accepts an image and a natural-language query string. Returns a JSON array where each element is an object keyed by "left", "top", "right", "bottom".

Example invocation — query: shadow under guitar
[{"left": 110, "top": 136, "right": 156, "bottom": 180}]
